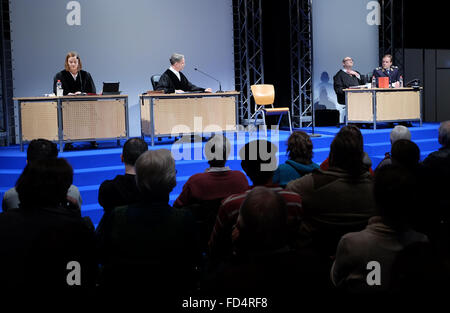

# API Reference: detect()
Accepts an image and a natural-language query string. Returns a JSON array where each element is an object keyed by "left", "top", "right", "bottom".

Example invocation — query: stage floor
[{"left": 0, "top": 122, "right": 440, "bottom": 226}]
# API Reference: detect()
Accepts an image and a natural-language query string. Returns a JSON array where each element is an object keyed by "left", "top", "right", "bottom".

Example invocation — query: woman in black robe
[{"left": 53, "top": 51, "right": 96, "bottom": 95}]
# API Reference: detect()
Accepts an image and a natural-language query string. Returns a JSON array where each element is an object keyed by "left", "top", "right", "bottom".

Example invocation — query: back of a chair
[
  {"left": 251, "top": 84, "right": 275, "bottom": 106},
  {"left": 151, "top": 75, "right": 161, "bottom": 90}
]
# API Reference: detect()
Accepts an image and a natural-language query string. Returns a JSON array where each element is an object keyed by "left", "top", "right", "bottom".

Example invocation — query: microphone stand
[{"left": 194, "top": 68, "right": 224, "bottom": 93}]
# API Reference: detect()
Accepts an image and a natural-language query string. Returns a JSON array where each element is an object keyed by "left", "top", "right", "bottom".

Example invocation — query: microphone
[{"left": 194, "top": 67, "right": 223, "bottom": 93}]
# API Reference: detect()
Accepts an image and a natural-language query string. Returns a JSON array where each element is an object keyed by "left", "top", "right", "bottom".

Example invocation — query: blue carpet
[{"left": 0, "top": 122, "right": 441, "bottom": 227}]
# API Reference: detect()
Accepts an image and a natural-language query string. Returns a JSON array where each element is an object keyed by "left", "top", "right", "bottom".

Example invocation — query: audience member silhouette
[
  {"left": 173, "top": 135, "right": 249, "bottom": 251},
  {"left": 98, "top": 137, "right": 148, "bottom": 212},
  {"left": 96, "top": 149, "right": 198, "bottom": 300},
  {"left": 419, "top": 120, "right": 450, "bottom": 252},
  {"left": 0, "top": 158, "right": 96, "bottom": 299},
  {"left": 2, "top": 138, "right": 82, "bottom": 212},
  {"left": 390, "top": 139, "right": 420, "bottom": 170},
  {"left": 331, "top": 165, "right": 428, "bottom": 294},
  {"left": 204, "top": 187, "right": 332, "bottom": 304},
  {"left": 96, "top": 138, "right": 148, "bottom": 234},
  {"left": 209, "top": 140, "right": 302, "bottom": 262},
  {"left": 273, "top": 131, "right": 320, "bottom": 187},
  {"left": 174, "top": 135, "right": 248, "bottom": 209},
  {"left": 287, "top": 125, "right": 376, "bottom": 257},
  {"left": 375, "top": 125, "right": 411, "bottom": 171}
]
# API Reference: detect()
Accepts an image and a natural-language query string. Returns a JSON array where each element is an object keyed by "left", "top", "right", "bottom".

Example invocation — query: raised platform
[{"left": 0, "top": 122, "right": 440, "bottom": 227}]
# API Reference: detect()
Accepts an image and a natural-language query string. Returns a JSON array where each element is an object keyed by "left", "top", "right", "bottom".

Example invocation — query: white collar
[
  {"left": 70, "top": 72, "right": 78, "bottom": 80},
  {"left": 205, "top": 166, "right": 231, "bottom": 173},
  {"left": 169, "top": 66, "right": 181, "bottom": 81}
]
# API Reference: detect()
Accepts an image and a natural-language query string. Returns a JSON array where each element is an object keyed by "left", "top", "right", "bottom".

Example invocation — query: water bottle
[
  {"left": 399, "top": 75, "right": 403, "bottom": 88},
  {"left": 371, "top": 76, "right": 376, "bottom": 88},
  {"left": 56, "top": 80, "right": 63, "bottom": 96}
]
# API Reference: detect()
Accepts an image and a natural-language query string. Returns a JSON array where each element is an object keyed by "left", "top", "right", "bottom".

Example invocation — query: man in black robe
[
  {"left": 333, "top": 56, "right": 366, "bottom": 105},
  {"left": 156, "top": 53, "right": 212, "bottom": 94}
]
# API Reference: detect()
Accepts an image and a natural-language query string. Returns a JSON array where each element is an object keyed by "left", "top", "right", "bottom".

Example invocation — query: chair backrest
[
  {"left": 151, "top": 75, "right": 161, "bottom": 90},
  {"left": 251, "top": 84, "right": 275, "bottom": 106}
]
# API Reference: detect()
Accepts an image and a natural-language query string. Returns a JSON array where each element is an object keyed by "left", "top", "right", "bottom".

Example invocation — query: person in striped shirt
[{"left": 208, "top": 140, "right": 303, "bottom": 262}]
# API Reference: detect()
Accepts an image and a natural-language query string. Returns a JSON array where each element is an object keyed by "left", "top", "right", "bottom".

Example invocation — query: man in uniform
[{"left": 372, "top": 54, "right": 401, "bottom": 87}]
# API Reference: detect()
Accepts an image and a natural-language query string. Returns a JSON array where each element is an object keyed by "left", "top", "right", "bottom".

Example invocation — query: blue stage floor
[{"left": 0, "top": 122, "right": 441, "bottom": 227}]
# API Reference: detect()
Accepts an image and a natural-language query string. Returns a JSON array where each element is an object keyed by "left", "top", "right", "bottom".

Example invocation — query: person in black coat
[
  {"left": 0, "top": 158, "right": 97, "bottom": 299},
  {"left": 333, "top": 56, "right": 366, "bottom": 105},
  {"left": 372, "top": 54, "right": 401, "bottom": 87},
  {"left": 53, "top": 51, "right": 96, "bottom": 95},
  {"left": 156, "top": 53, "right": 212, "bottom": 94},
  {"left": 53, "top": 51, "right": 97, "bottom": 149}
]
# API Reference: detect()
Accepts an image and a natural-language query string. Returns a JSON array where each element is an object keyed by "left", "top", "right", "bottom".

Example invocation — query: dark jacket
[
  {"left": 53, "top": 69, "right": 96, "bottom": 95},
  {"left": 372, "top": 66, "right": 401, "bottom": 86},
  {"left": 0, "top": 206, "right": 97, "bottom": 297},
  {"left": 287, "top": 168, "right": 376, "bottom": 256},
  {"left": 333, "top": 69, "right": 365, "bottom": 104},
  {"left": 156, "top": 69, "right": 204, "bottom": 94},
  {"left": 96, "top": 194, "right": 198, "bottom": 296}
]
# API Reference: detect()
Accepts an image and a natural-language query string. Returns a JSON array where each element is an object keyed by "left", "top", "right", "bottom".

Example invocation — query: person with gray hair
[
  {"left": 156, "top": 53, "right": 212, "bottom": 94},
  {"left": 173, "top": 135, "right": 248, "bottom": 252},
  {"left": 173, "top": 135, "right": 248, "bottom": 209},
  {"left": 96, "top": 149, "right": 198, "bottom": 298},
  {"left": 375, "top": 125, "right": 412, "bottom": 171}
]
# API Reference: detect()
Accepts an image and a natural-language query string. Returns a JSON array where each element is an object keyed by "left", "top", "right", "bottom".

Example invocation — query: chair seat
[{"left": 264, "top": 107, "right": 290, "bottom": 115}]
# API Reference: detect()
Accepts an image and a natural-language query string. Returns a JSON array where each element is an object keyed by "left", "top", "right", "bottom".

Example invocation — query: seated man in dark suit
[
  {"left": 95, "top": 138, "right": 148, "bottom": 232},
  {"left": 156, "top": 53, "right": 212, "bottom": 94},
  {"left": 98, "top": 137, "right": 148, "bottom": 213}
]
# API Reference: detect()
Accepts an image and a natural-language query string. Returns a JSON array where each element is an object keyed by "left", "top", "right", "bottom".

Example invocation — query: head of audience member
[
  {"left": 234, "top": 186, "right": 288, "bottom": 253},
  {"left": 64, "top": 51, "right": 82, "bottom": 75},
  {"left": 121, "top": 137, "right": 148, "bottom": 174},
  {"left": 374, "top": 164, "right": 419, "bottom": 231},
  {"left": 342, "top": 56, "right": 354, "bottom": 70},
  {"left": 328, "top": 125, "right": 365, "bottom": 177},
  {"left": 27, "top": 138, "right": 58, "bottom": 162},
  {"left": 438, "top": 120, "right": 450, "bottom": 148},
  {"left": 390, "top": 125, "right": 411, "bottom": 145},
  {"left": 16, "top": 158, "right": 73, "bottom": 210},
  {"left": 204, "top": 134, "right": 231, "bottom": 168},
  {"left": 382, "top": 54, "right": 393, "bottom": 70},
  {"left": 135, "top": 149, "right": 176, "bottom": 199},
  {"left": 239, "top": 140, "right": 278, "bottom": 186},
  {"left": 391, "top": 139, "right": 420, "bottom": 170},
  {"left": 286, "top": 131, "right": 313, "bottom": 165},
  {"left": 170, "top": 53, "right": 185, "bottom": 72}
]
